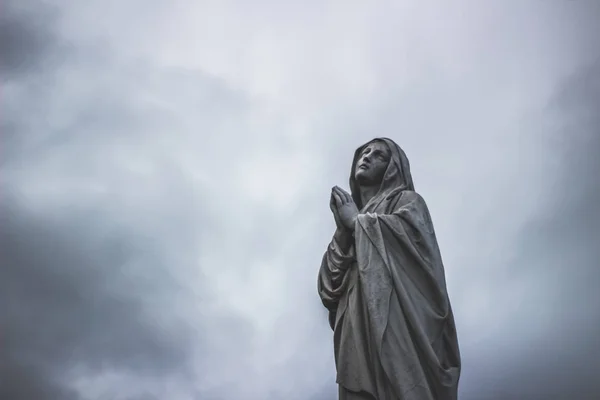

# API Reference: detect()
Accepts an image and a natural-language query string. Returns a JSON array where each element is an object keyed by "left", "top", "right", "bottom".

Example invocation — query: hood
[{"left": 349, "top": 137, "right": 415, "bottom": 210}]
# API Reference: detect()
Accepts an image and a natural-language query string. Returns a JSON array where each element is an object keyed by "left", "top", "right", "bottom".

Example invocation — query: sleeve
[{"left": 317, "top": 235, "right": 355, "bottom": 329}]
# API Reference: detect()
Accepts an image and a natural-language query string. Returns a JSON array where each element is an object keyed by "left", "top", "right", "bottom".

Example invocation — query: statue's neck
[{"left": 360, "top": 184, "right": 380, "bottom": 209}]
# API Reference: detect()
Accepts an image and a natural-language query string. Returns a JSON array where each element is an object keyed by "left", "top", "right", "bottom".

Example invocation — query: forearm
[{"left": 334, "top": 227, "right": 354, "bottom": 254}]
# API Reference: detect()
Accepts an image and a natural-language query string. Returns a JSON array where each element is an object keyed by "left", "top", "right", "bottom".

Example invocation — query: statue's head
[
  {"left": 354, "top": 140, "right": 391, "bottom": 186},
  {"left": 349, "top": 137, "right": 414, "bottom": 209}
]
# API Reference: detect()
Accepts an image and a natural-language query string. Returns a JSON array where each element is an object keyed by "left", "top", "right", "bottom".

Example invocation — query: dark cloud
[
  {"left": 0, "top": 0, "right": 65, "bottom": 78},
  {"left": 0, "top": 81, "right": 231, "bottom": 396},
  {"left": 0, "top": 196, "right": 194, "bottom": 399},
  {"left": 0, "top": 1, "right": 252, "bottom": 399}
]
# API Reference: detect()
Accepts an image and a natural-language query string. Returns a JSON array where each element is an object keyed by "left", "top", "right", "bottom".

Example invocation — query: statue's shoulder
[
  {"left": 398, "top": 190, "right": 429, "bottom": 209},
  {"left": 399, "top": 190, "right": 421, "bottom": 202}
]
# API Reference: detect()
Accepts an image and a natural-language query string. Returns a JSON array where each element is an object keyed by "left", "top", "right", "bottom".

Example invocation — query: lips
[{"left": 358, "top": 164, "right": 369, "bottom": 170}]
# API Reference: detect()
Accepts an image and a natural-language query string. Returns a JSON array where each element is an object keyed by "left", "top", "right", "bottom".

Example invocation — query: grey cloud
[
  {"left": 0, "top": 197, "right": 193, "bottom": 399},
  {"left": 460, "top": 63, "right": 600, "bottom": 400},
  {"left": 0, "top": 0, "right": 65, "bottom": 78},
  {"left": 1, "top": 1, "right": 256, "bottom": 399}
]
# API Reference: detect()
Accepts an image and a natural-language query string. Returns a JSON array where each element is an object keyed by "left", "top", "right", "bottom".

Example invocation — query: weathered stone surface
[{"left": 318, "top": 138, "right": 461, "bottom": 400}]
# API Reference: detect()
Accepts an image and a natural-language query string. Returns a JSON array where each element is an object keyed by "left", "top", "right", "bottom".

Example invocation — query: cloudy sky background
[{"left": 1, "top": 0, "right": 599, "bottom": 399}]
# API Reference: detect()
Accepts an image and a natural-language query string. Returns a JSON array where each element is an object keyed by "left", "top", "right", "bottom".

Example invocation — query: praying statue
[{"left": 318, "top": 138, "right": 461, "bottom": 400}]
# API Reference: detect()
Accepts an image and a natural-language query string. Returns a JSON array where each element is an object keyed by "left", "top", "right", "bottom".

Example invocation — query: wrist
[
  {"left": 341, "top": 216, "right": 357, "bottom": 233},
  {"left": 334, "top": 230, "right": 352, "bottom": 252},
  {"left": 336, "top": 225, "right": 352, "bottom": 236},
  {"left": 333, "top": 228, "right": 347, "bottom": 242}
]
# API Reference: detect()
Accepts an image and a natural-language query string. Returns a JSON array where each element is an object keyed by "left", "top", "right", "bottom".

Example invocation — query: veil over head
[{"left": 349, "top": 137, "right": 415, "bottom": 210}]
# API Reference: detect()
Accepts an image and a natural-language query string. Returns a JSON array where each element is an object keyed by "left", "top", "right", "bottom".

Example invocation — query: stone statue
[{"left": 318, "top": 138, "right": 461, "bottom": 400}]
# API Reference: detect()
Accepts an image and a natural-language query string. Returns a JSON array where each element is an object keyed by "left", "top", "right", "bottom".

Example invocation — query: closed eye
[{"left": 373, "top": 150, "right": 388, "bottom": 160}]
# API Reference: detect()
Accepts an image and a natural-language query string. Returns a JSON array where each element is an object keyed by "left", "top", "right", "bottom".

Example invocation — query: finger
[
  {"left": 333, "top": 187, "right": 347, "bottom": 204},
  {"left": 330, "top": 188, "right": 339, "bottom": 208},
  {"left": 336, "top": 186, "right": 353, "bottom": 203},
  {"left": 329, "top": 193, "right": 343, "bottom": 226},
  {"left": 330, "top": 193, "right": 338, "bottom": 213},
  {"left": 341, "top": 189, "right": 353, "bottom": 203},
  {"left": 333, "top": 190, "right": 344, "bottom": 207}
]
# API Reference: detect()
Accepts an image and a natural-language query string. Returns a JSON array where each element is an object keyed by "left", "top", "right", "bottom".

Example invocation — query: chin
[{"left": 355, "top": 172, "right": 373, "bottom": 184}]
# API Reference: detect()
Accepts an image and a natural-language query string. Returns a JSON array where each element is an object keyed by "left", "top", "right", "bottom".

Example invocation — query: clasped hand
[{"left": 330, "top": 186, "right": 359, "bottom": 232}]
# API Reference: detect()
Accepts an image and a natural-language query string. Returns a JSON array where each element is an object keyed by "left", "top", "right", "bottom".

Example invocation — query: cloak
[{"left": 318, "top": 138, "right": 461, "bottom": 400}]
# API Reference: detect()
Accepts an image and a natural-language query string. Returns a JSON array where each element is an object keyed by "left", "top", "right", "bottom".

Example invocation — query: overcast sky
[{"left": 1, "top": 1, "right": 599, "bottom": 399}]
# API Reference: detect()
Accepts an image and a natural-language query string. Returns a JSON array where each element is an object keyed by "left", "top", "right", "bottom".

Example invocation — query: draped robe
[{"left": 318, "top": 138, "right": 461, "bottom": 400}]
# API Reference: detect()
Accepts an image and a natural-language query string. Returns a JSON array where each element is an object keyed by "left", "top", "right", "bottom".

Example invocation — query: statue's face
[{"left": 354, "top": 141, "right": 391, "bottom": 185}]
